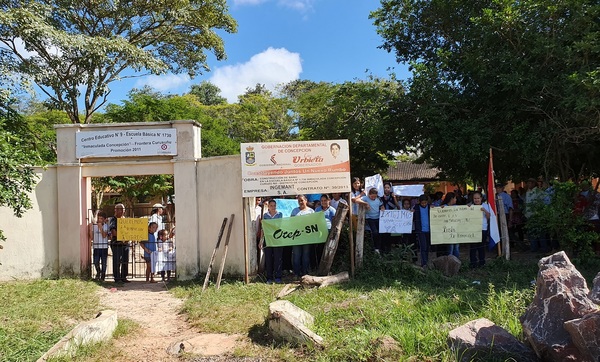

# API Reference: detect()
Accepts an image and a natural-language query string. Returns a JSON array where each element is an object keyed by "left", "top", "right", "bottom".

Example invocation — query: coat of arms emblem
[{"left": 245, "top": 146, "right": 256, "bottom": 165}]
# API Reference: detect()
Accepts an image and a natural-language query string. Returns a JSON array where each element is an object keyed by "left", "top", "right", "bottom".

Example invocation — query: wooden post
[
  {"left": 348, "top": 194, "right": 355, "bottom": 277},
  {"left": 317, "top": 203, "right": 349, "bottom": 276},
  {"left": 242, "top": 199, "right": 249, "bottom": 284},
  {"left": 202, "top": 217, "right": 228, "bottom": 292},
  {"left": 216, "top": 214, "right": 235, "bottom": 290},
  {"left": 497, "top": 198, "right": 510, "bottom": 260},
  {"left": 355, "top": 206, "right": 365, "bottom": 269}
]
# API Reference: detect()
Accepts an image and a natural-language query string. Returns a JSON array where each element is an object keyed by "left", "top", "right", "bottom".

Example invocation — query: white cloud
[
  {"left": 278, "top": 0, "right": 315, "bottom": 11},
  {"left": 209, "top": 47, "right": 302, "bottom": 103},
  {"left": 232, "top": 0, "right": 268, "bottom": 5},
  {"left": 134, "top": 74, "right": 191, "bottom": 92},
  {"left": 232, "top": 0, "right": 315, "bottom": 12},
  {"left": 10, "top": 37, "right": 62, "bottom": 58}
]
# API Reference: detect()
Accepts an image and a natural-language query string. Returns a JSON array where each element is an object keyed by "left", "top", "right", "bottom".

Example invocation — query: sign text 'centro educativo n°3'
[
  {"left": 75, "top": 129, "right": 177, "bottom": 158},
  {"left": 240, "top": 140, "right": 351, "bottom": 197}
]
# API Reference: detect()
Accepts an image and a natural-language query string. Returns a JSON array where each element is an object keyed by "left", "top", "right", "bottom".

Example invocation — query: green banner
[{"left": 262, "top": 212, "right": 328, "bottom": 247}]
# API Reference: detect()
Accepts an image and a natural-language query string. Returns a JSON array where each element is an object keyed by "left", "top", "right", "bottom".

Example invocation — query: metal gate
[{"left": 87, "top": 205, "right": 176, "bottom": 282}]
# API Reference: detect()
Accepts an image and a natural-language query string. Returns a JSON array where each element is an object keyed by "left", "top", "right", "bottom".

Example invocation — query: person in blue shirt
[
  {"left": 413, "top": 194, "right": 431, "bottom": 268},
  {"left": 315, "top": 194, "right": 336, "bottom": 266},
  {"left": 261, "top": 199, "right": 284, "bottom": 284},
  {"left": 141, "top": 222, "right": 158, "bottom": 283},
  {"left": 291, "top": 195, "right": 314, "bottom": 278},
  {"left": 355, "top": 188, "right": 385, "bottom": 254}
]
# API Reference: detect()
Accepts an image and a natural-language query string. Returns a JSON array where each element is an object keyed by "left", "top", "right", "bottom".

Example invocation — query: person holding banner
[
  {"left": 291, "top": 195, "right": 315, "bottom": 278},
  {"left": 108, "top": 203, "right": 130, "bottom": 283},
  {"left": 469, "top": 192, "right": 491, "bottom": 268},
  {"left": 413, "top": 194, "right": 431, "bottom": 268},
  {"left": 380, "top": 182, "right": 400, "bottom": 253},
  {"left": 261, "top": 199, "right": 283, "bottom": 284},
  {"left": 355, "top": 188, "right": 385, "bottom": 254},
  {"left": 442, "top": 192, "right": 460, "bottom": 258}
]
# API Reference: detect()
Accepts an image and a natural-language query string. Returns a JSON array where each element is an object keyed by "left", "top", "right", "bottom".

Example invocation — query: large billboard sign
[{"left": 240, "top": 140, "right": 351, "bottom": 197}]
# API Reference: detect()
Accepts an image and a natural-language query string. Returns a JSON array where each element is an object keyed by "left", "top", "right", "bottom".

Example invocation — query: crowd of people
[
  {"left": 88, "top": 203, "right": 175, "bottom": 283},
  {"left": 256, "top": 176, "right": 600, "bottom": 282}
]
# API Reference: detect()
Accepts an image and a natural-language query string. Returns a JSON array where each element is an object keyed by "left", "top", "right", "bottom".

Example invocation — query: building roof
[{"left": 385, "top": 161, "right": 441, "bottom": 182}]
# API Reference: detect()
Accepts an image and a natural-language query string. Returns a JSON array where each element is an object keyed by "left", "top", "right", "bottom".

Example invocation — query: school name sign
[
  {"left": 261, "top": 213, "right": 328, "bottom": 247},
  {"left": 430, "top": 206, "right": 482, "bottom": 244},
  {"left": 240, "top": 140, "right": 351, "bottom": 197},
  {"left": 76, "top": 129, "right": 177, "bottom": 158}
]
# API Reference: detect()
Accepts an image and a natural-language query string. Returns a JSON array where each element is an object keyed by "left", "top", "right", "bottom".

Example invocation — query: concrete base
[
  {"left": 268, "top": 300, "right": 323, "bottom": 347},
  {"left": 37, "top": 310, "right": 117, "bottom": 361}
]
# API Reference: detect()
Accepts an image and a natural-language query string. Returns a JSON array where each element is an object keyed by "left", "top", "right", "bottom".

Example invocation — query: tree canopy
[
  {"left": 0, "top": 104, "right": 37, "bottom": 242},
  {"left": 372, "top": 0, "right": 600, "bottom": 182},
  {"left": 0, "top": 0, "right": 236, "bottom": 124}
]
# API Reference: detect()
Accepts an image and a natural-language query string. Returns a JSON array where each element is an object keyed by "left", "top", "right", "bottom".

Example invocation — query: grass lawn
[
  {"left": 2, "top": 249, "right": 598, "bottom": 361},
  {"left": 173, "top": 247, "right": 600, "bottom": 361},
  {"left": 0, "top": 279, "right": 99, "bottom": 362}
]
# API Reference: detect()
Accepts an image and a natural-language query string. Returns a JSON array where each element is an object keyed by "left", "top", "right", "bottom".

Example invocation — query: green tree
[
  {"left": 0, "top": 104, "right": 37, "bottom": 243},
  {"left": 231, "top": 84, "right": 296, "bottom": 143},
  {"left": 0, "top": 0, "right": 237, "bottom": 124},
  {"left": 283, "top": 78, "right": 409, "bottom": 178},
  {"left": 372, "top": 0, "right": 600, "bottom": 181},
  {"left": 188, "top": 81, "right": 227, "bottom": 105}
]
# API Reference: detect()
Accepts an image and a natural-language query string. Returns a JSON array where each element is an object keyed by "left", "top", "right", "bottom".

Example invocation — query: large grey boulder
[
  {"left": 564, "top": 311, "right": 600, "bottom": 361},
  {"left": 432, "top": 255, "right": 461, "bottom": 277},
  {"left": 589, "top": 272, "right": 600, "bottom": 304},
  {"left": 448, "top": 318, "right": 538, "bottom": 361},
  {"left": 520, "top": 251, "right": 598, "bottom": 361}
]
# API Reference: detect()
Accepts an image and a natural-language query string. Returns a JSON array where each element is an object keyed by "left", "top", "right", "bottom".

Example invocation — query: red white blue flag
[{"left": 487, "top": 149, "right": 501, "bottom": 249}]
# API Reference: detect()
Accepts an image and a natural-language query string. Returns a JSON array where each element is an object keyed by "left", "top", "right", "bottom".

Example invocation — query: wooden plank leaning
[
  {"left": 202, "top": 217, "right": 228, "bottom": 292},
  {"left": 216, "top": 214, "right": 235, "bottom": 290},
  {"left": 317, "top": 202, "right": 349, "bottom": 276},
  {"left": 355, "top": 206, "right": 366, "bottom": 269}
]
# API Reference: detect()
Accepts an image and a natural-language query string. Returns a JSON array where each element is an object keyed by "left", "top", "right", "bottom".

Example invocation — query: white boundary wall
[
  {"left": 0, "top": 167, "right": 59, "bottom": 280},
  {"left": 0, "top": 121, "right": 255, "bottom": 281}
]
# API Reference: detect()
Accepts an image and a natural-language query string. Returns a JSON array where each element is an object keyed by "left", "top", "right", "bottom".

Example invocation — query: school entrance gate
[{"left": 52, "top": 121, "right": 252, "bottom": 280}]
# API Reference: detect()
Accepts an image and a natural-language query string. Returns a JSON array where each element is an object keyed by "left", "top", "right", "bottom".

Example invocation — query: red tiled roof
[{"left": 385, "top": 161, "right": 441, "bottom": 181}]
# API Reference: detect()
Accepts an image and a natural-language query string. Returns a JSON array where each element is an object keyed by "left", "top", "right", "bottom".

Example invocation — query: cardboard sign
[
  {"left": 117, "top": 218, "right": 148, "bottom": 241},
  {"left": 430, "top": 205, "right": 482, "bottom": 244},
  {"left": 392, "top": 184, "right": 424, "bottom": 197},
  {"left": 262, "top": 212, "right": 328, "bottom": 247},
  {"left": 379, "top": 210, "right": 413, "bottom": 234},
  {"left": 365, "top": 174, "right": 384, "bottom": 197}
]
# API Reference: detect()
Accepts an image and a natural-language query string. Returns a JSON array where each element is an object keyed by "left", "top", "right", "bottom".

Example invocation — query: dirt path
[{"left": 97, "top": 280, "right": 242, "bottom": 361}]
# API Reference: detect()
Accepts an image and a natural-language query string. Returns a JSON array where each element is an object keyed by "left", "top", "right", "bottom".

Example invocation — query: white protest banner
[
  {"left": 430, "top": 205, "right": 482, "bottom": 244},
  {"left": 392, "top": 184, "right": 424, "bottom": 197},
  {"left": 379, "top": 210, "right": 413, "bottom": 234},
  {"left": 365, "top": 174, "right": 384, "bottom": 197},
  {"left": 76, "top": 129, "right": 177, "bottom": 158},
  {"left": 241, "top": 140, "right": 351, "bottom": 197}
]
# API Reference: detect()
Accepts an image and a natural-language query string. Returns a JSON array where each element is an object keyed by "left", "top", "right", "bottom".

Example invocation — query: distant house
[{"left": 384, "top": 161, "right": 458, "bottom": 194}]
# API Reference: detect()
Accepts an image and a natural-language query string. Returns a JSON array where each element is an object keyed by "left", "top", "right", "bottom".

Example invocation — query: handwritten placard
[
  {"left": 379, "top": 210, "right": 413, "bottom": 234},
  {"left": 117, "top": 218, "right": 148, "bottom": 241},
  {"left": 430, "top": 206, "right": 482, "bottom": 244}
]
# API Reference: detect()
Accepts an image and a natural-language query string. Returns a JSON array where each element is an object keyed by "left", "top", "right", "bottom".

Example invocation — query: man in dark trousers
[{"left": 108, "top": 203, "right": 130, "bottom": 283}]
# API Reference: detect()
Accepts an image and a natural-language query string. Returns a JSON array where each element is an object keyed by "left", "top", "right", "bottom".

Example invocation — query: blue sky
[{"left": 114, "top": 0, "right": 411, "bottom": 104}]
